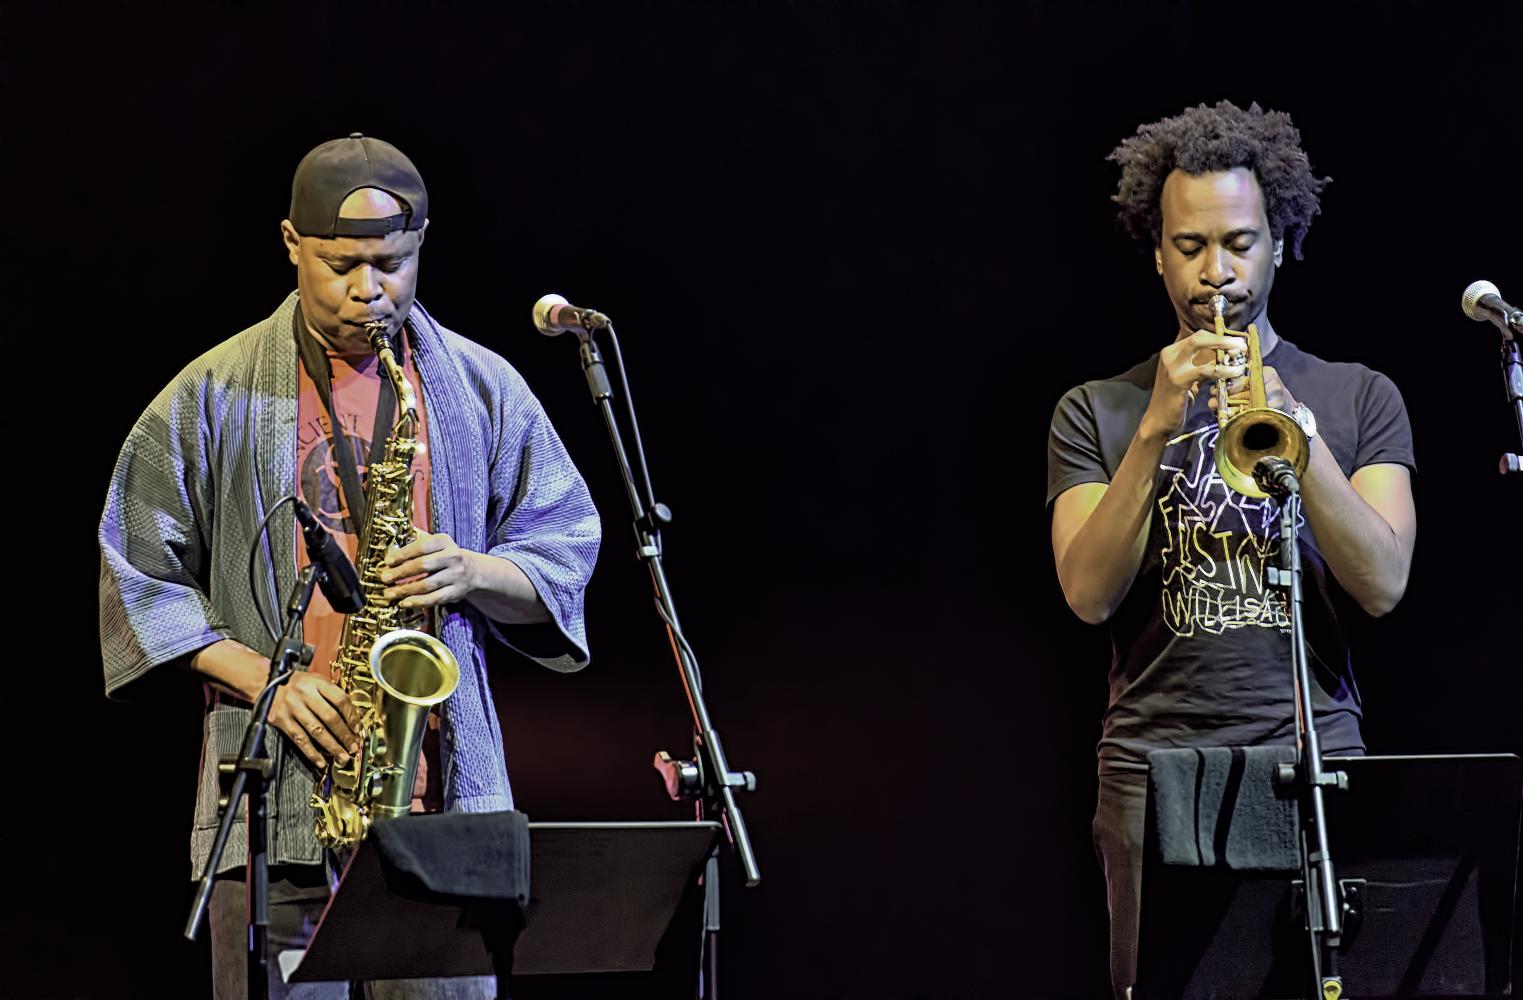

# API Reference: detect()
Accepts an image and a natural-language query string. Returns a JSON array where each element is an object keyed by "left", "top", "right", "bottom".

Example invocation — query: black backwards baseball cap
[{"left": 288, "top": 132, "right": 428, "bottom": 238}]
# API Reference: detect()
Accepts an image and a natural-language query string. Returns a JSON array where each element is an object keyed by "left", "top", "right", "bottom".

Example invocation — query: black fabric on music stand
[
  {"left": 369, "top": 811, "right": 531, "bottom": 906},
  {"left": 1147, "top": 746, "right": 1301, "bottom": 871},
  {"left": 1135, "top": 753, "right": 1522, "bottom": 1000},
  {"left": 285, "top": 812, "right": 529, "bottom": 990}
]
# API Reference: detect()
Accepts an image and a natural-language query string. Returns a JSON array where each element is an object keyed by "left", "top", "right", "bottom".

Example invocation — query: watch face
[{"left": 1294, "top": 405, "right": 1316, "bottom": 438}]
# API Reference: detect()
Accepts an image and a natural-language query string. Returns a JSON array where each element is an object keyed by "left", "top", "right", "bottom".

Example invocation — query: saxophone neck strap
[{"left": 293, "top": 305, "right": 409, "bottom": 532}]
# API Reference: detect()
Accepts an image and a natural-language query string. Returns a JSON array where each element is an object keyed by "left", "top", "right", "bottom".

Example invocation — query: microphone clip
[
  {"left": 637, "top": 502, "right": 674, "bottom": 536},
  {"left": 1253, "top": 456, "right": 1301, "bottom": 497}
]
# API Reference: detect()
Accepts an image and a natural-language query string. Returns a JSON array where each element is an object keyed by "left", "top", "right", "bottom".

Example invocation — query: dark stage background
[{"left": 9, "top": 2, "right": 1520, "bottom": 997}]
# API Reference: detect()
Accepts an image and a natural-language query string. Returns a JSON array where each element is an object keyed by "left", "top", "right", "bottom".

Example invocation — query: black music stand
[
  {"left": 281, "top": 817, "right": 721, "bottom": 995},
  {"left": 1135, "top": 753, "right": 1522, "bottom": 999}
]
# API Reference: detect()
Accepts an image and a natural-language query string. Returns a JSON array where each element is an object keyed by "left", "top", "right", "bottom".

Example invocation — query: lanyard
[{"left": 293, "top": 306, "right": 405, "bottom": 532}]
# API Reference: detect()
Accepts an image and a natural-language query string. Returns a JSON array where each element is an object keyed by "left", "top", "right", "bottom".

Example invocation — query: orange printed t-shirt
[{"left": 295, "top": 338, "right": 432, "bottom": 681}]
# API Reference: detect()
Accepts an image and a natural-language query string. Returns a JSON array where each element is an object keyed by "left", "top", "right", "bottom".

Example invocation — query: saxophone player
[
  {"left": 99, "top": 134, "right": 602, "bottom": 1000},
  {"left": 1045, "top": 102, "right": 1417, "bottom": 1000}
]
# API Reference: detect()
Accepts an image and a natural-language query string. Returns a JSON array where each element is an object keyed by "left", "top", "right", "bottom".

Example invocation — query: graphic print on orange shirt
[{"left": 295, "top": 340, "right": 433, "bottom": 682}]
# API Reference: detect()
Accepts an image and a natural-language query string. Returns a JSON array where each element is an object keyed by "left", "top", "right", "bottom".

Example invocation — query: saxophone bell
[{"left": 365, "top": 629, "right": 459, "bottom": 822}]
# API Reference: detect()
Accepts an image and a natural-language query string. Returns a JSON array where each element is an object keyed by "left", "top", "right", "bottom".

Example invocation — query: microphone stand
[
  {"left": 184, "top": 563, "right": 320, "bottom": 1000},
  {"left": 1258, "top": 459, "right": 1349, "bottom": 1000},
  {"left": 1496, "top": 321, "right": 1522, "bottom": 476},
  {"left": 568, "top": 323, "right": 760, "bottom": 1000}
]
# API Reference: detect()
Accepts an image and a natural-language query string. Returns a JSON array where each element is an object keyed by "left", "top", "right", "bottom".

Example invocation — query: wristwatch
[{"left": 1291, "top": 403, "right": 1317, "bottom": 441}]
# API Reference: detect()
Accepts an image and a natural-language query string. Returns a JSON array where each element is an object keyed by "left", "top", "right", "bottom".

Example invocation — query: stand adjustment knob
[
  {"left": 638, "top": 503, "right": 673, "bottom": 531},
  {"left": 1315, "top": 770, "right": 1350, "bottom": 792},
  {"left": 215, "top": 758, "right": 238, "bottom": 814},
  {"left": 654, "top": 750, "right": 703, "bottom": 801}
]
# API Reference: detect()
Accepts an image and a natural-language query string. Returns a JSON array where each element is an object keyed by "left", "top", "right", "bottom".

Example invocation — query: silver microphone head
[
  {"left": 1461, "top": 280, "right": 1501, "bottom": 321},
  {"left": 533, "top": 293, "right": 570, "bottom": 336}
]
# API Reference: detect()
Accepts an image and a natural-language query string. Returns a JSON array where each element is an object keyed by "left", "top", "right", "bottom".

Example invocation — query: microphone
[
  {"left": 533, "top": 293, "right": 611, "bottom": 337},
  {"left": 1253, "top": 457, "right": 1301, "bottom": 497},
  {"left": 1461, "top": 280, "right": 1523, "bottom": 338},
  {"left": 293, "top": 498, "right": 365, "bottom": 613}
]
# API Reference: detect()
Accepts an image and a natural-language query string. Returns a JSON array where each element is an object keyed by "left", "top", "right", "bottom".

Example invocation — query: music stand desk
[{"left": 282, "top": 819, "right": 721, "bottom": 985}]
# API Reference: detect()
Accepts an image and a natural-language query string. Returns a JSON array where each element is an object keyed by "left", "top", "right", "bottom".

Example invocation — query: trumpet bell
[{"left": 1215, "top": 407, "right": 1310, "bottom": 499}]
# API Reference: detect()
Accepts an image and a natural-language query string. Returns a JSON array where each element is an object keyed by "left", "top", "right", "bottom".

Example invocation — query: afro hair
[{"left": 1109, "top": 100, "right": 1330, "bottom": 260}]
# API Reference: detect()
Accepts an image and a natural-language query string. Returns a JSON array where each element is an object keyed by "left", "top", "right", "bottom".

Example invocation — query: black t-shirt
[{"left": 1046, "top": 338, "right": 1415, "bottom": 772}]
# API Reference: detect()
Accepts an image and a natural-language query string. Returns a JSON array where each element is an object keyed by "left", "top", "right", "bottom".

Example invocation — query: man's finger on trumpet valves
[
  {"left": 1208, "top": 363, "right": 1302, "bottom": 415},
  {"left": 1180, "top": 329, "right": 1248, "bottom": 370},
  {"left": 1141, "top": 329, "right": 1249, "bottom": 438},
  {"left": 1183, "top": 325, "right": 1248, "bottom": 361}
]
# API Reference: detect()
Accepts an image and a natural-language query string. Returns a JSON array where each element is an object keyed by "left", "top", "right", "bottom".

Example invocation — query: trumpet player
[
  {"left": 98, "top": 134, "right": 601, "bottom": 999},
  {"left": 1046, "top": 101, "right": 1416, "bottom": 1000}
]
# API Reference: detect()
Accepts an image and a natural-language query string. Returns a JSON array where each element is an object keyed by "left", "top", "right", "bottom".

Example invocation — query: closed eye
[{"left": 321, "top": 258, "right": 407, "bottom": 274}]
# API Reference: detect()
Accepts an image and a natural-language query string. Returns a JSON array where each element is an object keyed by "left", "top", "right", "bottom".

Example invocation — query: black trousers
[{"left": 1092, "top": 770, "right": 1148, "bottom": 1000}]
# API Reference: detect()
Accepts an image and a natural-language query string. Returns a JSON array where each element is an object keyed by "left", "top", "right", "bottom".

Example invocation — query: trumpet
[{"left": 1210, "top": 294, "right": 1309, "bottom": 498}]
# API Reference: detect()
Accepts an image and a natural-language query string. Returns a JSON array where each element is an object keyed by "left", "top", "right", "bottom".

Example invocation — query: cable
[
  {"left": 604, "top": 326, "right": 661, "bottom": 542},
  {"left": 653, "top": 596, "right": 703, "bottom": 694},
  {"left": 252, "top": 668, "right": 296, "bottom": 706},
  {"left": 248, "top": 494, "right": 299, "bottom": 645}
]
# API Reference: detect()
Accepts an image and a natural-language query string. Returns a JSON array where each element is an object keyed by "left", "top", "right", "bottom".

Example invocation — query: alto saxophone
[{"left": 310, "top": 321, "right": 460, "bottom": 849}]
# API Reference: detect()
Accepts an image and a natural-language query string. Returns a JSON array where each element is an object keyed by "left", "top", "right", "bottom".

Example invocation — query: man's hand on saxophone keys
[
  {"left": 269, "top": 673, "right": 362, "bottom": 771},
  {"left": 381, "top": 530, "right": 552, "bottom": 624},
  {"left": 379, "top": 530, "right": 476, "bottom": 609},
  {"left": 189, "top": 639, "right": 362, "bottom": 771}
]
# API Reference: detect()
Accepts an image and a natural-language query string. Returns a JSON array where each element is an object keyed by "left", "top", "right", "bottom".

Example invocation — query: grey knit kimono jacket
[{"left": 99, "top": 292, "right": 600, "bottom": 874}]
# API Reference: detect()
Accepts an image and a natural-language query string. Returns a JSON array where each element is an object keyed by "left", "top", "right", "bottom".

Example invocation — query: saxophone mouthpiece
[{"left": 364, "top": 320, "right": 391, "bottom": 354}]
